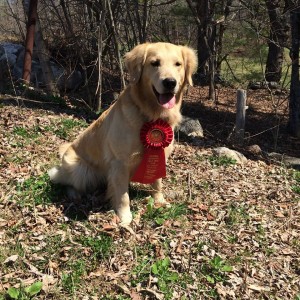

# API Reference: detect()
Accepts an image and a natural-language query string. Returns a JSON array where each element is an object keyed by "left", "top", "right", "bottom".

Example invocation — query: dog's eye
[
  {"left": 175, "top": 62, "right": 182, "bottom": 67},
  {"left": 151, "top": 60, "right": 160, "bottom": 67}
]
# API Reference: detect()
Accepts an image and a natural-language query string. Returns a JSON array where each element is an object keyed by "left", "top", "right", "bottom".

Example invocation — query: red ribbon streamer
[{"left": 131, "top": 119, "right": 173, "bottom": 184}]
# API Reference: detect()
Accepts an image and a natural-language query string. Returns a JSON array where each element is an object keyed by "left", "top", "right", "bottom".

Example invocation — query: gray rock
[
  {"left": 1, "top": 42, "right": 24, "bottom": 56},
  {"left": 212, "top": 147, "right": 247, "bottom": 164},
  {"left": 0, "top": 53, "right": 17, "bottom": 67},
  {"left": 269, "top": 152, "right": 300, "bottom": 170},
  {"left": 1, "top": 42, "right": 83, "bottom": 91},
  {"left": 56, "top": 70, "right": 83, "bottom": 91},
  {"left": 179, "top": 116, "right": 204, "bottom": 138},
  {"left": 246, "top": 144, "right": 262, "bottom": 155},
  {"left": 0, "top": 45, "right": 5, "bottom": 57}
]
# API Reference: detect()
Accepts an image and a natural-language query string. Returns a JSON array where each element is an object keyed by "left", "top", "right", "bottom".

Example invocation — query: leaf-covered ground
[{"left": 0, "top": 88, "right": 299, "bottom": 300}]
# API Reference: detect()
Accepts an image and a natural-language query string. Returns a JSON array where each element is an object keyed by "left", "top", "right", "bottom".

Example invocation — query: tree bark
[
  {"left": 23, "top": 0, "right": 38, "bottom": 83},
  {"left": 288, "top": 7, "right": 300, "bottom": 137},
  {"left": 107, "top": 0, "right": 126, "bottom": 89},
  {"left": 35, "top": 17, "right": 58, "bottom": 94},
  {"left": 60, "top": 0, "right": 92, "bottom": 106},
  {"left": 95, "top": 1, "right": 107, "bottom": 111},
  {"left": 186, "top": 0, "right": 216, "bottom": 101},
  {"left": 265, "top": 0, "right": 289, "bottom": 83}
]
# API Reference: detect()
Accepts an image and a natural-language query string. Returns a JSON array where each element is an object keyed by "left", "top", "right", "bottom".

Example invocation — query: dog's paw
[
  {"left": 152, "top": 193, "right": 170, "bottom": 206},
  {"left": 118, "top": 209, "right": 133, "bottom": 226}
]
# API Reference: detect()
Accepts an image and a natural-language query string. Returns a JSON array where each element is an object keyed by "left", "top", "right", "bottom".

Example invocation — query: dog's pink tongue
[{"left": 158, "top": 93, "right": 176, "bottom": 109}]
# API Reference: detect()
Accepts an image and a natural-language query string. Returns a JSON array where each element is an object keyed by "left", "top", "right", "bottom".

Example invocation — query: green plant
[
  {"left": 143, "top": 197, "right": 188, "bottom": 226},
  {"left": 131, "top": 258, "right": 153, "bottom": 287},
  {"left": 61, "top": 260, "right": 86, "bottom": 295},
  {"left": 151, "top": 258, "right": 178, "bottom": 298},
  {"left": 254, "top": 225, "right": 275, "bottom": 256},
  {"left": 201, "top": 256, "right": 233, "bottom": 284},
  {"left": 292, "top": 171, "right": 300, "bottom": 194},
  {"left": 12, "top": 126, "right": 40, "bottom": 141},
  {"left": 44, "top": 118, "right": 87, "bottom": 140},
  {"left": 6, "top": 281, "right": 42, "bottom": 299},
  {"left": 208, "top": 155, "right": 237, "bottom": 167},
  {"left": 79, "top": 233, "right": 114, "bottom": 261},
  {"left": 15, "top": 173, "right": 62, "bottom": 206},
  {"left": 225, "top": 204, "right": 249, "bottom": 226}
]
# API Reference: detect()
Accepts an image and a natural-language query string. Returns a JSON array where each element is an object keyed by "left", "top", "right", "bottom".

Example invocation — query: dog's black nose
[{"left": 162, "top": 78, "right": 177, "bottom": 90}]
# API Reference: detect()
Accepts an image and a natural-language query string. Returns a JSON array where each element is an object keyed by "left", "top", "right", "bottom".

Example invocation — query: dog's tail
[
  {"left": 48, "top": 143, "right": 72, "bottom": 184},
  {"left": 48, "top": 166, "right": 62, "bottom": 183}
]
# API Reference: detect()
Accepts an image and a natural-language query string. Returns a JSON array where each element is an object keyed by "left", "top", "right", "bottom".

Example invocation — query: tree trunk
[
  {"left": 288, "top": 7, "right": 300, "bottom": 137},
  {"left": 35, "top": 18, "right": 58, "bottom": 94},
  {"left": 265, "top": 0, "right": 289, "bottom": 83},
  {"left": 107, "top": 0, "right": 126, "bottom": 89},
  {"left": 60, "top": 0, "right": 92, "bottom": 106},
  {"left": 216, "top": 0, "right": 232, "bottom": 76},
  {"left": 186, "top": 0, "right": 216, "bottom": 101},
  {"left": 22, "top": 0, "right": 38, "bottom": 83},
  {"left": 95, "top": 1, "right": 107, "bottom": 111}
]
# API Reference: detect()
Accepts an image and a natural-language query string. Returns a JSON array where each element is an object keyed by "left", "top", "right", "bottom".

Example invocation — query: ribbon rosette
[{"left": 131, "top": 119, "right": 173, "bottom": 184}]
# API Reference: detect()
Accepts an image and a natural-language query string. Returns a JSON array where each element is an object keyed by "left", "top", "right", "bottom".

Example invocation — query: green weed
[
  {"left": 255, "top": 224, "right": 275, "bottom": 256},
  {"left": 201, "top": 256, "right": 233, "bottom": 284},
  {"left": 131, "top": 258, "right": 153, "bottom": 287},
  {"left": 225, "top": 204, "right": 249, "bottom": 226},
  {"left": 151, "top": 258, "right": 178, "bottom": 298},
  {"left": 15, "top": 173, "right": 63, "bottom": 207},
  {"left": 45, "top": 118, "right": 87, "bottom": 140},
  {"left": 143, "top": 197, "right": 188, "bottom": 226},
  {"left": 208, "top": 155, "right": 237, "bottom": 167},
  {"left": 61, "top": 260, "right": 86, "bottom": 295},
  {"left": 292, "top": 171, "right": 300, "bottom": 194},
  {"left": 79, "top": 233, "right": 114, "bottom": 261},
  {"left": 13, "top": 126, "right": 40, "bottom": 141},
  {"left": 6, "top": 281, "right": 42, "bottom": 300},
  {"left": 132, "top": 257, "right": 178, "bottom": 299}
]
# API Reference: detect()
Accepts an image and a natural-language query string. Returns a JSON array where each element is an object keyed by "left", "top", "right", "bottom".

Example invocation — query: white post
[{"left": 235, "top": 89, "right": 247, "bottom": 144}]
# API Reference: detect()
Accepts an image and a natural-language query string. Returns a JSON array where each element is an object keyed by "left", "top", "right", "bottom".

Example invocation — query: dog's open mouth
[{"left": 153, "top": 87, "right": 176, "bottom": 109}]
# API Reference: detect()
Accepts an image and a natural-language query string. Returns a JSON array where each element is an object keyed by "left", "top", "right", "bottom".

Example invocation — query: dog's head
[{"left": 125, "top": 42, "right": 197, "bottom": 110}]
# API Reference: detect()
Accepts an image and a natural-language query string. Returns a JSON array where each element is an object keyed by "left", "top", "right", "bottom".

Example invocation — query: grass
[
  {"left": 225, "top": 203, "right": 249, "bottom": 226},
  {"left": 61, "top": 260, "right": 86, "bottom": 295},
  {"left": 44, "top": 118, "right": 88, "bottom": 140},
  {"left": 221, "top": 29, "right": 292, "bottom": 87},
  {"left": 14, "top": 173, "right": 63, "bottom": 207},
  {"left": 142, "top": 197, "right": 188, "bottom": 226},
  {"left": 79, "top": 233, "right": 114, "bottom": 261},
  {"left": 131, "top": 257, "right": 178, "bottom": 299},
  {"left": 201, "top": 256, "right": 233, "bottom": 285},
  {"left": 292, "top": 171, "right": 300, "bottom": 194},
  {"left": 208, "top": 155, "right": 237, "bottom": 167}
]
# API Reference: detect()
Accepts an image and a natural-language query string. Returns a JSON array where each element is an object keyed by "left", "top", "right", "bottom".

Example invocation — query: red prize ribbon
[{"left": 131, "top": 119, "right": 173, "bottom": 184}]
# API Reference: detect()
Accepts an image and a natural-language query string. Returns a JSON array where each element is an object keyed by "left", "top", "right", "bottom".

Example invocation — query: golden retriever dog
[{"left": 48, "top": 42, "right": 197, "bottom": 225}]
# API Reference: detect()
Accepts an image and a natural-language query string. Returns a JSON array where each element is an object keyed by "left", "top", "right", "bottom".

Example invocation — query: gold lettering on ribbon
[{"left": 144, "top": 153, "right": 160, "bottom": 180}]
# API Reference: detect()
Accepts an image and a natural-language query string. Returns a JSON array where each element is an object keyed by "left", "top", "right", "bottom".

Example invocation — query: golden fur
[{"left": 49, "top": 42, "right": 197, "bottom": 225}]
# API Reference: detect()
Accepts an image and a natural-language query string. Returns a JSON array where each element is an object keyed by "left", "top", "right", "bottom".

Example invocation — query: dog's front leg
[
  {"left": 107, "top": 161, "right": 132, "bottom": 225},
  {"left": 151, "top": 178, "right": 168, "bottom": 205}
]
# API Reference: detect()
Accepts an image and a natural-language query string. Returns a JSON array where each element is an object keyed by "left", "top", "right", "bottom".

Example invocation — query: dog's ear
[
  {"left": 181, "top": 46, "right": 198, "bottom": 86},
  {"left": 124, "top": 43, "right": 149, "bottom": 84}
]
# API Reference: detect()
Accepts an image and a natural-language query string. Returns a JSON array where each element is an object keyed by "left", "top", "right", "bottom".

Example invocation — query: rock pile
[{"left": 0, "top": 42, "right": 83, "bottom": 91}]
